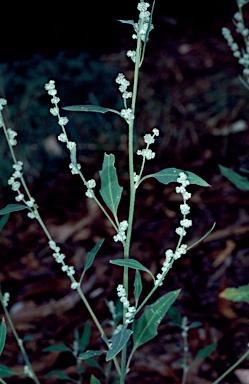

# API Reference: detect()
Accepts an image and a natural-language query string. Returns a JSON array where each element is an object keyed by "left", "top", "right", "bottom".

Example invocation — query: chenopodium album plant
[{"left": 0, "top": 1, "right": 226, "bottom": 383}]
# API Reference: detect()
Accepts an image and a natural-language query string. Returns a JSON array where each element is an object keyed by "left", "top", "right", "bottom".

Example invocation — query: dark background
[{"left": 1, "top": 0, "right": 234, "bottom": 61}]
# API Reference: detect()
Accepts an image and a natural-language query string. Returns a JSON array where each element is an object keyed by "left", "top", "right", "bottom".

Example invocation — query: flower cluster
[
  {"left": 115, "top": 73, "right": 132, "bottom": 100},
  {"left": 85, "top": 179, "right": 96, "bottom": 198},
  {"left": 155, "top": 172, "right": 191, "bottom": 286},
  {"left": 7, "top": 162, "right": 38, "bottom": 219},
  {"left": 7, "top": 128, "right": 18, "bottom": 146},
  {"left": 113, "top": 220, "right": 128, "bottom": 243},
  {"left": 136, "top": 128, "right": 159, "bottom": 161},
  {"left": 48, "top": 240, "right": 79, "bottom": 290},
  {"left": 117, "top": 284, "right": 136, "bottom": 324},
  {"left": 0, "top": 98, "right": 7, "bottom": 111},
  {"left": 120, "top": 108, "right": 134, "bottom": 123},
  {"left": 2, "top": 292, "right": 10, "bottom": 307},
  {"left": 222, "top": 3, "right": 249, "bottom": 85},
  {"left": 44, "top": 80, "right": 81, "bottom": 176},
  {"left": 126, "top": 2, "right": 154, "bottom": 63}
]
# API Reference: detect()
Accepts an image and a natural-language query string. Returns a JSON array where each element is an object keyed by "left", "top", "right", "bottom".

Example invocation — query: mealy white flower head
[
  {"left": 155, "top": 172, "right": 192, "bottom": 287},
  {"left": 0, "top": 98, "right": 7, "bottom": 111},
  {"left": 2, "top": 292, "right": 10, "bottom": 307}
]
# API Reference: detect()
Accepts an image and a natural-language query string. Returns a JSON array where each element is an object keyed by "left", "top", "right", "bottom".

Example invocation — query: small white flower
[
  {"left": 58, "top": 116, "right": 69, "bottom": 126},
  {"left": 50, "top": 107, "right": 58, "bottom": 116},
  {"left": 85, "top": 189, "right": 94, "bottom": 198},
  {"left": 180, "top": 219, "right": 192, "bottom": 228},
  {"left": 2, "top": 292, "right": 10, "bottom": 307},
  {"left": 71, "top": 281, "right": 80, "bottom": 290},
  {"left": 176, "top": 227, "right": 187, "bottom": 236},
  {"left": 127, "top": 50, "right": 136, "bottom": 62},
  {"left": 87, "top": 179, "right": 96, "bottom": 189},
  {"left": 121, "top": 108, "right": 134, "bottom": 122},
  {"left": 58, "top": 133, "right": 67, "bottom": 142},
  {"left": 152, "top": 128, "right": 159, "bottom": 136},
  {"left": 143, "top": 133, "right": 155, "bottom": 145},
  {"left": 180, "top": 203, "right": 190, "bottom": 215}
]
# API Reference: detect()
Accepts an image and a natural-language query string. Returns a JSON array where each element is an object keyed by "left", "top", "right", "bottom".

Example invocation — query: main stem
[{"left": 120, "top": 37, "right": 142, "bottom": 384}]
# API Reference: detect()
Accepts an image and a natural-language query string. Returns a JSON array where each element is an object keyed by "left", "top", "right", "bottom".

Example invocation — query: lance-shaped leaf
[
  {"left": 0, "top": 214, "right": 9, "bottom": 231},
  {"left": 193, "top": 342, "right": 216, "bottom": 363},
  {"left": 110, "top": 259, "right": 155, "bottom": 282},
  {"left": 43, "top": 344, "right": 71, "bottom": 352},
  {"left": 220, "top": 284, "right": 249, "bottom": 303},
  {"left": 80, "top": 239, "right": 104, "bottom": 283},
  {"left": 45, "top": 371, "right": 75, "bottom": 381},
  {"left": 219, "top": 165, "right": 249, "bottom": 191},
  {"left": 0, "top": 364, "right": 17, "bottom": 378},
  {"left": 132, "top": 289, "right": 180, "bottom": 351},
  {"left": 63, "top": 105, "right": 121, "bottom": 117},
  {"left": 0, "top": 318, "right": 6, "bottom": 356},
  {"left": 90, "top": 376, "right": 101, "bottom": 384},
  {"left": 117, "top": 19, "right": 135, "bottom": 26},
  {"left": 99, "top": 154, "right": 123, "bottom": 215},
  {"left": 134, "top": 270, "right": 142, "bottom": 307},
  {"left": 79, "top": 350, "right": 105, "bottom": 360},
  {"left": 142, "top": 168, "right": 209, "bottom": 187},
  {"left": 106, "top": 327, "right": 133, "bottom": 361},
  {"left": 0, "top": 204, "right": 29, "bottom": 215}
]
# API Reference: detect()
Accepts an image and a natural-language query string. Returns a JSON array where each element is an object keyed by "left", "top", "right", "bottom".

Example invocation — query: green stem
[
  {"left": 0, "top": 297, "right": 40, "bottom": 384},
  {"left": 120, "top": 36, "right": 142, "bottom": 384},
  {"left": 212, "top": 347, "right": 249, "bottom": 384},
  {"left": 76, "top": 287, "right": 121, "bottom": 377}
]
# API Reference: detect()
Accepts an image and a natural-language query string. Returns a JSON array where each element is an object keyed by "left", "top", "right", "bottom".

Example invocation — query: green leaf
[
  {"left": 99, "top": 154, "right": 123, "bottom": 215},
  {"left": 0, "top": 378, "right": 7, "bottom": 384},
  {"left": 43, "top": 344, "right": 72, "bottom": 352},
  {"left": 219, "top": 165, "right": 249, "bottom": 190},
  {"left": 106, "top": 327, "right": 133, "bottom": 361},
  {"left": 0, "top": 214, "right": 10, "bottom": 231},
  {"left": 134, "top": 270, "right": 142, "bottom": 307},
  {"left": 45, "top": 370, "right": 76, "bottom": 381},
  {"left": 80, "top": 240, "right": 104, "bottom": 283},
  {"left": 117, "top": 19, "right": 135, "bottom": 26},
  {"left": 143, "top": 168, "right": 209, "bottom": 187},
  {"left": 220, "top": 284, "right": 249, "bottom": 303},
  {"left": 167, "top": 306, "right": 182, "bottom": 327},
  {"left": 0, "top": 319, "right": 6, "bottom": 356},
  {"left": 0, "top": 204, "right": 29, "bottom": 215},
  {"left": 79, "top": 350, "right": 105, "bottom": 360},
  {"left": 132, "top": 289, "right": 180, "bottom": 350},
  {"left": 63, "top": 105, "right": 121, "bottom": 117},
  {"left": 0, "top": 364, "right": 17, "bottom": 378},
  {"left": 79, "top": 321, "right": 91, "bottom": 352},
  {"left": 23, "top": 334, "right": 34, "bottom": 342},
  {"left": 193, "top": 342, "right": 216, "bottom": 361},
  {"left": 90, "top": 375, "right": 101, "bottom": 384},
  {"left": 110, "top": 259, "right": 155, "bottom": 282},
  {"left": 189, "top": 321, "right": 202, "bottom": 329}
]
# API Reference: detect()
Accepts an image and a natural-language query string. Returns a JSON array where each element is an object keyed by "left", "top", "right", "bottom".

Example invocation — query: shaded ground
[{"left": 1, "top": 3, "right": 249, "bottom": 384}]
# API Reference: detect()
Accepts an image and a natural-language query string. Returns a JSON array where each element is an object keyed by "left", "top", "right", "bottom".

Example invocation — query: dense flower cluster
[
  {"left": 115, "top": 73, "right": 132, "bottom": 100},
  {"left": 48, "top": 240, "right": 79, "bottom": 290},
  {"left": 136, "top": 128, "right": 159, "bottom": 159},
  {"left": 222, "top": 2, "right": 249, "bottom": 85},
  {"left": 2, "top": 292, "right": 10, "bottom": 307},
  {"left": 155, "top": 172, "right": 192, "bottom": 286},
  {"left": 127, "top": 1, "right": 154, "bottom": 63},
  {"left": 113, "top": 220, "right": 128, "bottom": 243},
  {"left": 44, "top": 80, "right": 82, "bottom": 176},
  {"left": 117, "top": 284, "right": 136, "bottom": 324}
]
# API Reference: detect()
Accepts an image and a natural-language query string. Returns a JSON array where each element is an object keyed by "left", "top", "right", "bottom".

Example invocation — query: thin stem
[
  {"left": 120, "top": 33, "right": 142, "bottom": 384},
  {"left": 212, "top": 346, "right": 249, "bottom": 384},
  {"left": 0, "top": 297, "right": 40, "bottom": 384}
]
